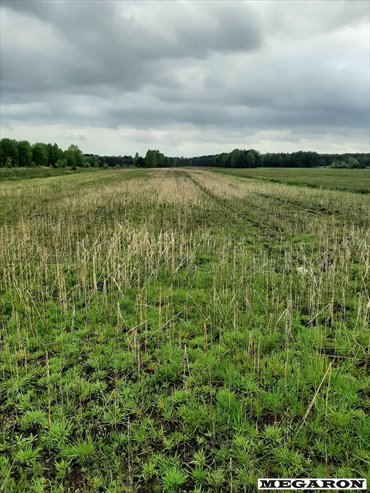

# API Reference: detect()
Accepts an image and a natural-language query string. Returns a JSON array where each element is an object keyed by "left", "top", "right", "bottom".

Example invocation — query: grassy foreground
[{"left": 0, "top": 169, "right": 369, "bottom": 492}]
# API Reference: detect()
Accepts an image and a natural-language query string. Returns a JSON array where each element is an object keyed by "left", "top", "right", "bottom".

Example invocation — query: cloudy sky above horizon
[{"left": 1, "top": 0, "right": 369, "bottom": 157}]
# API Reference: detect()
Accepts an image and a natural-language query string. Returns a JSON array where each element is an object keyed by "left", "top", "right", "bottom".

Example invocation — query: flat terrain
[
  {"left": 0, "top": 169, "right": 369, "bottom": 492},
  {"left": 0, "top": 166, "right": 99, "bottom": 181},
  {"left": 214, "top": 167, "right": 370, "bottom": 193}
]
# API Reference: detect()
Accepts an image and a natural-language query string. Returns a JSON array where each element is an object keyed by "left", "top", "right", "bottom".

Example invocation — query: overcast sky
[{"left": 0, "top": 0, "right": 369, "bottom": 157}]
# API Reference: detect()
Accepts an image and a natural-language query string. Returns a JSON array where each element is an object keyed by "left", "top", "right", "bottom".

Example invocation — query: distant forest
[{"left": 0, "top": 138, "right": 369, "bottom": 169}]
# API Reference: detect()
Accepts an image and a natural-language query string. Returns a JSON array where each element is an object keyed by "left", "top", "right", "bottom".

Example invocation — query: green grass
[
  {"left": 214, "top": 167, "right": 370, "bottom": 193},
  {"left": 0, "top": 166, "right": 102, "bottom": 181},
  {"left": 0, "top": 168, "right": 369, "bottom": 492}
]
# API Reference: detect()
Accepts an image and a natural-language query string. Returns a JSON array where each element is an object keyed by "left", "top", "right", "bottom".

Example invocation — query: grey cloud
[
  {"left": 1, "top": 0, "right": 263, "bottom": 97},
  {"left": 259, "top": 0, "right": 369, "bottom": 38},
  {"left": 0, "top": 0, "right": 52, "bottom": 19},
  {"left": 0, "top": 0, "right": 369, "bottom": 154},
  {"left": 63, "top": 132, "right": 87, "bottom": 142}
]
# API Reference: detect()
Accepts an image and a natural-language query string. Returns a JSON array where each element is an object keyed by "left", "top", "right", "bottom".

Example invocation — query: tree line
[
  {"left": 0, "top": 139, "right": 86, "bottom": 168},
  {"left": 1, "top": 138, "right": 369, "bottom": 169},
  {"left": 168, "top": 149, "right": 369, "bottom": 168}
]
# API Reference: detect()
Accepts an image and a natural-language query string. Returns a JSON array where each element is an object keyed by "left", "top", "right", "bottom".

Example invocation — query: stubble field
[{"left": 0, "top": 168, "right": 369, "bottom": 492}]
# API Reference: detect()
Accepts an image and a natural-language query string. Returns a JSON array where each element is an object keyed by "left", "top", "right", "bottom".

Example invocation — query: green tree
[
  {"left": 346, "top": 156, "right": 360, "bottom": 168},
  {"left": 65, "top": 145, "right": 84, "bottom": 168},
  {"left": 145, "top": 149, "right": 165, "bottom": 168},
  {"left": 220, "top": 153, "right": 231, "bottom": 168},
  {"left": 47, "top": 143, "right": 63, "bottom": 167},
  {"left": 136, "top": 156, "right": 145, "bottom": 167},
  {"left": 133, "top": 152, "right": 141, "bottom": 167},
  {"left": 230, "top": 149, "right": 246, "bottom": 168},
  {"left": 84, "top": 154, "right": 100, "bottom": 167},
  {"left": 248, "top": 149, "right": 260, "bottom": 167},
  {"left": 0, "top": 138, "right": 19, "bottom": 167},
  {"left": 245, "top": 150, "right": 256, "bottom": 168},
  {"left": 32, "top": 143, "right": 49, "bottom": 166},
  {"left": 64, "top": 149, "right": 76, "bottom": 168},
  {"left": 17, "top": 140, "right": 33, "bottom": 167}
]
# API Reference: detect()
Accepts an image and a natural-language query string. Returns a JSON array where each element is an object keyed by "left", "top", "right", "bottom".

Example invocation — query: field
[
  {"left": 0, "top": 168, "right": 369, "bottom": 492},
  {"left": 214, "top": 167, "right": 370, "bottom": 193},
  {"left": 0, "top": 167, "right": 99, "bottom": 182}
]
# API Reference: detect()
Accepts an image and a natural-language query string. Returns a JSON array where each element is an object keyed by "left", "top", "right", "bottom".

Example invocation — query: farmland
[
  {"left": 0, "top": 168, "right": 369, "bottom": 492},
  {"left": 214, "top": 167, "right": 370, "bottom": 193}
]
